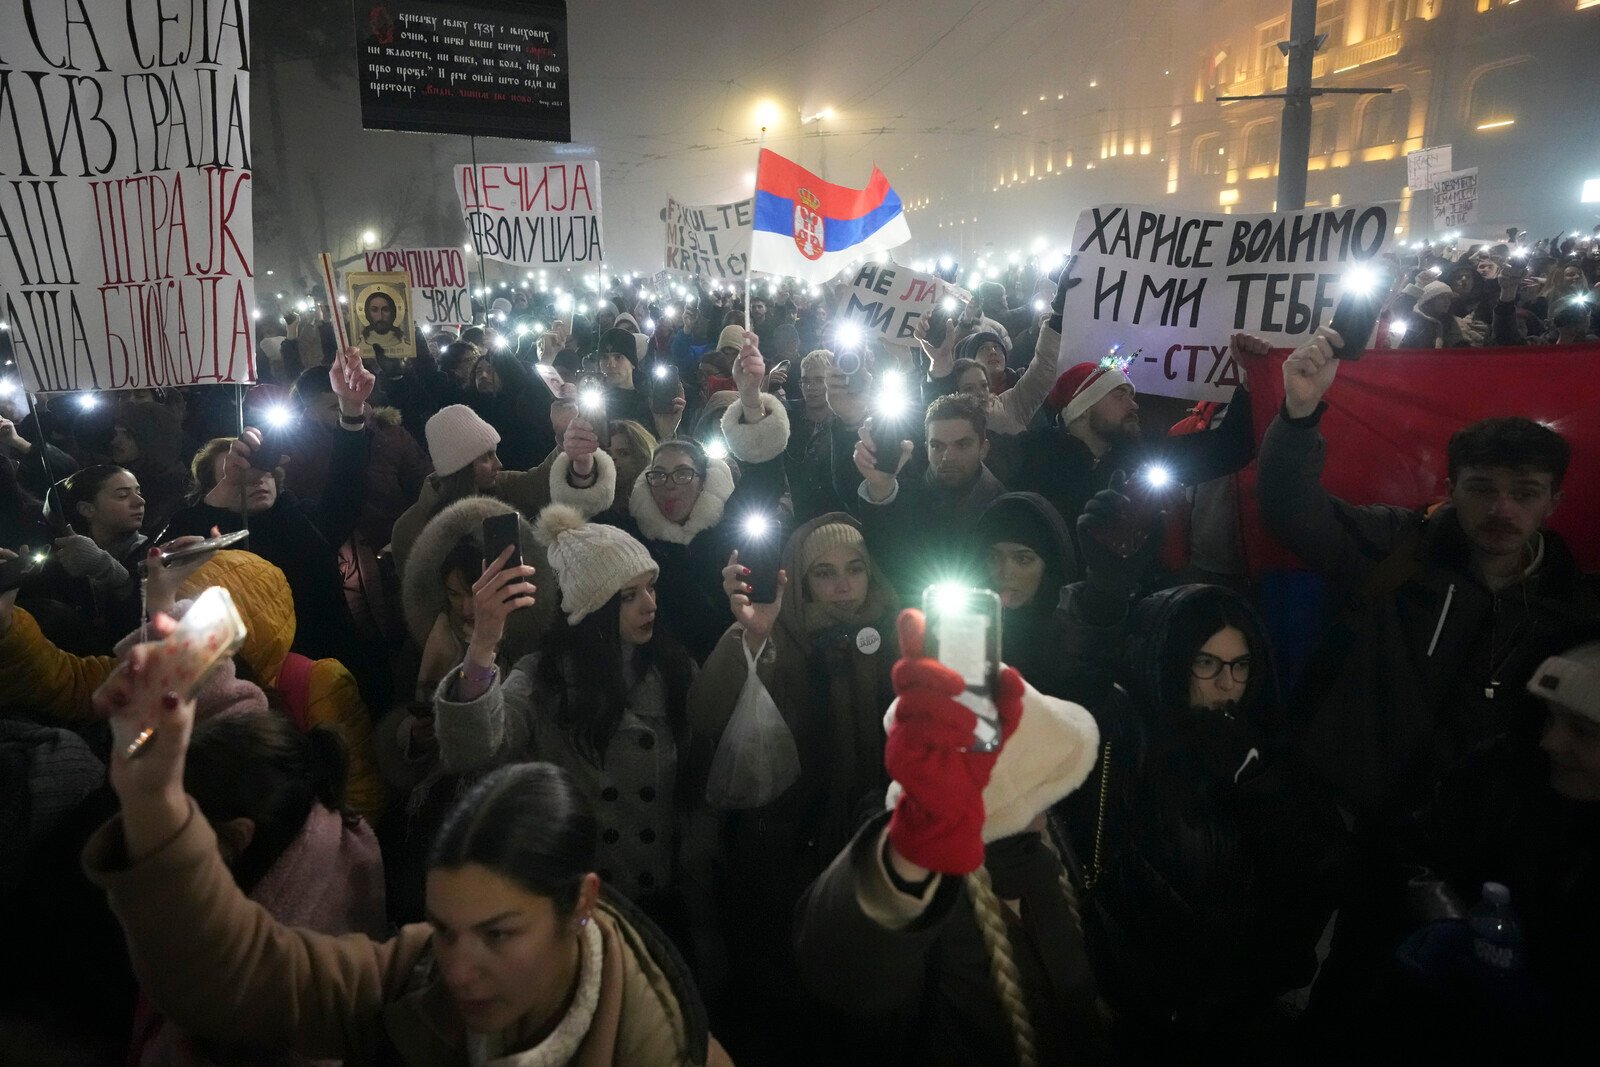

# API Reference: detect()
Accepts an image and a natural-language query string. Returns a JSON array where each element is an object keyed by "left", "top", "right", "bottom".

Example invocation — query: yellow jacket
[{"left": 0, "top": 551, "right": 387, "bottom": 818}]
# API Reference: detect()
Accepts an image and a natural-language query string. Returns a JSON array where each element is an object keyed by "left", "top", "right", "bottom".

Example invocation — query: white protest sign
[
  {"left": 0, "top": 0, "right": 256, "bottom": 392},
  {"left": 1431, "top": 168, "right": 1479, "bottom": 230},
  {"left": 1061, "top": 203, "right": 1394, "bottom": 402},
  {"left": 1407, "top": 145, "right": 1452, "bottom": 192},
  {"left": 665, "top": 198, "right": 752, "bottom": 279},
  {"left": 363, "top": 247, "right": 472, "bottom": 329},
  {"left": 832, "top": 262, "right": 969, "bottom": 348},
  {"left": 456, "top": 162, "right": 603, "bottom": 266}
]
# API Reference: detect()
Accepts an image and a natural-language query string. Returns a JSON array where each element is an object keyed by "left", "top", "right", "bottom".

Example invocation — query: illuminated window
[
  {"left": 1357, "top": 90, "right": 1409, "bottom": 147},
  {"left": 1257, "top": 19, "right": 1287, "bottom": 74},
  {"left": 1245, "top": 121, "right": 1279, "bottom": 167},
  {"left": 1192, "top": 133, "right": 1228, "bottom": 176},
  {"left": 1468, "top": 61, "right": 1528, "bottom": 127},
  {"left": 1310, "top": 107, "right": 1339, "bottom": 155},
  {"left": 1371, "top": 0, "right": 1417, "bottom": 34},
  {"left": 1318, "top": 0, "right": 1347, "bottom": 48}
]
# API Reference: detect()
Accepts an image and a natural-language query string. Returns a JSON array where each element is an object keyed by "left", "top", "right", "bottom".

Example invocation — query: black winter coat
[{"left": 1056, "top": 583, "right": 1346, "bottom": 1045}]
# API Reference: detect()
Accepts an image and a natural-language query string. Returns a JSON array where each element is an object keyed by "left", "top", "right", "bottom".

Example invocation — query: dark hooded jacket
[
  {"left": 116, "top": 401, "right": 195, "bottom": 537},
  {"left": 467, "top": 352, "right": 557, "bottom": 470},
  {"left": 974, "top": 492, "right": 1080, "bottom": 699},
  {"left": 1056, "top": 583, "right": 1346, "bottom": 1046},
  {"left": 1256, "top": 410, "right": 1600, "bottom": 820}
]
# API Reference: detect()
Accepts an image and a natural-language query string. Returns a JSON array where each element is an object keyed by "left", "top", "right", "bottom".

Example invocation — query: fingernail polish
[
  {"left": 161, "top": 692, "right": 180, "bottom": 710},
  {"left": 148, "top": 547, "right": 161, "bottom": 558}
]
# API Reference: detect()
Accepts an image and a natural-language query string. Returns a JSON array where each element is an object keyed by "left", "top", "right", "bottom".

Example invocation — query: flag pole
[{"left": 746, "top": 126, "right": 767, "bottom": 334}]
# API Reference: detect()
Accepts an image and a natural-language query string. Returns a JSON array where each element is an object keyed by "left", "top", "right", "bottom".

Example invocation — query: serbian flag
[{"left": 750, "top": 149, "right": 911, "bottom": 283}]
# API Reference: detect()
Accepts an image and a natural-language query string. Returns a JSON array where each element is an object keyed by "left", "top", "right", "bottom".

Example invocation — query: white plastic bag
[{"left": 705, "top": 656, "right": 800, "bottom": 809}]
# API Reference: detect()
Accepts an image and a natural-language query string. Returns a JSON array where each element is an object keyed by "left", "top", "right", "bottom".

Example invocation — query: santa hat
[
  {"left": 884, "top": 676, "right": 1100, "bottom": 842},
  {"left": 1052, "top": 362, "right": 1135, "bottom": 425}
]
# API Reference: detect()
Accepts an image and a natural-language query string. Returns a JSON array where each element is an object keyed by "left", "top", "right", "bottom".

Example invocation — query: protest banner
[
  {"left": 1431, "top": 168, "right": 1480, "bottom": 230},
  {"left": 0, "top": 0, "right": 256, "bottom": 392},
  {"left": 664, "top": 198, "right": 752, "bottom": 279},
  {"left": 363, "top": 247, "right": 472, "bottom": 329},
  {"left": 1406, "top": 145, "right": 1452, "bottom": 192},
  {"left": 831, "top": 261, "right": 969, "bottom": 348},
  {"left": 1058, "top": 203, "right": 1394, "bottom": 402},
  {"left": 356, "top": 0, "right": 570, "bottom": 142},
  {"left": 346, "top": 272, "right": 416, "bottom": 358},
  {"left": 456, "top": 162, "right": 603, "bottom": 266}
]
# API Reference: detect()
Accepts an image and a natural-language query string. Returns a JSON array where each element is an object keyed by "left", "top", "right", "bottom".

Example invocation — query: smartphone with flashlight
[
  {"left": 921, "top": 584, "right": 1004, "bottom": 753},
  {"left": 649, "top": 364, "right": 682, "bottom": 414},
  {"left": 1328, "top": 264, "right": 1392, "bottom": 361},
  {"left": 924, "top": 312, "right": 950, "bottom": 348},
  {"left": 576, "top": 373, "right": 608, "bottom": 430},
  {"left": 116, "top": 586, "right": 248, "bottom": 759},
  {"left": 1086, "top": 468, "right": 1173, "bottom": 559},
  {"left": 481, "top": 511, "right": 522, "bottom": 574},
  {"left": 0, "top": 548, "right": 47, "bottom": 593},
  {"left": 248, "top": 423, "right": 289, "bottom": 471},
  {"left": 739, "top": 512, "right": 782, "bottom": 604}
]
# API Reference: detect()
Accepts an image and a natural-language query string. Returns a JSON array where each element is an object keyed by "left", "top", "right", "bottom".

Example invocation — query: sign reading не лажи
[
  {"left": 356, "top": 0, "right": 570, "bottom": 143},
  {"left": 1058, "top": 203, "right": 1394, "bottom": 402},
  {"left": 0, "top": 0, "right": 257, "bottom": 392}
]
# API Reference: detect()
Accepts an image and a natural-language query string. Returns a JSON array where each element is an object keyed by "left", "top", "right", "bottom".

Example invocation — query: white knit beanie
[
  {"left": 533, "top": 504, "right": 658, "bottom": 624},
  {"left": 1418, "top": 280, "right": 1455, "bottom": 307},
  {"left": 426, "top": 404, "right": 501, "bottom": 477}
]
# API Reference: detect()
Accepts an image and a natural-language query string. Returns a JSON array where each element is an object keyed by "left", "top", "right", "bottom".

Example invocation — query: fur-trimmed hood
[
  {"left": 402, "top": 495, "right": 555, "bottom": 664},
  {"left": 628, "top": 458, "right": 736, "bottom": 546}
]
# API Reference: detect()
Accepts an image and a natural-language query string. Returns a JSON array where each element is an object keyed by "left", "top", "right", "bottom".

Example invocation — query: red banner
[{"left": 1238, "top": 343, "right": 1600, "bottom": 574}]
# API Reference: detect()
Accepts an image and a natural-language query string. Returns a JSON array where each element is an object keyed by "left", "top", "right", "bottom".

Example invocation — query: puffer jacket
[
  {"left": 1056, "top": 583, "right": 1346, "bottom": 1041},
  {"left": 84, "top": 803, "right": 728, "bottom": 1066},
  {"left": 0, "top": 551, "right": 387, "bottom": 818}
]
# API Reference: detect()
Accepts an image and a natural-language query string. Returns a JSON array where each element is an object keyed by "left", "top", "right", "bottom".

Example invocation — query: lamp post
[{"left": 802, "top": 107, "right": 835, "bottom": 180}]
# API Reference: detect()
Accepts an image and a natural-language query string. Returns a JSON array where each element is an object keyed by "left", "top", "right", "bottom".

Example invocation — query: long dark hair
[
  {"left": 430, "top": 763, "right": 596, "bottom": 917},
  {"left": 1159, "top": 594, "right": 1265, "bottom": 722},
  {"left": 536, "top": 592, "right": 693, "bottom": 763},
  {"left": 183, "top": 712, "right": 349, "bottom": 894}
]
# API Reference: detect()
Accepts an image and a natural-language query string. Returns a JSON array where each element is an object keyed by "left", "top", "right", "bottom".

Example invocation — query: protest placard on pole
[
  {"left": 1406, "top": 145, "right": 1452, "bottom": 192},
  {"left": 456, "top": 162, "right": 603, "bottom": 266},
  {"left": 1431, "top": 169, "right": 1480, "bottom": 230},
  {"left": 832, "top": 262, "right": 970, "bottom": 348},
  {"left": 363, "top": 248, "right": 472, "bottom": 330},
  {"left": 0, "top": 1, "right": 257, "bottom": 392},
  {"left": 357, "top": 0, "right": 571, "bottom": 142},
  {"left": 1058, "top": 203, "right": 1395, "bottom": 402},
  {"left": 664, "top": 198, "right": 753, "bottom": 280}
]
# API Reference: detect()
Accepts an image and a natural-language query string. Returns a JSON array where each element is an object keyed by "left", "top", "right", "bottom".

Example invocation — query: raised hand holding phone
[
  {"left": 884, "top": 608, "right": 1025, "bottom": 876},
  {"left": 1281, "top": 326, "right": 1343, "bottom": 419},
  {"left": 723, "top": 548, "right": 788, "bottom": 655},
  {"left": 465, "top": 544, "right": 537, "bottom": 668}
]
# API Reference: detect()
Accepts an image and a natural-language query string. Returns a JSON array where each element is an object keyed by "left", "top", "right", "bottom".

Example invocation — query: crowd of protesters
[{"left": 1, "top": 227, "right": 1597, "bottom": 1066}]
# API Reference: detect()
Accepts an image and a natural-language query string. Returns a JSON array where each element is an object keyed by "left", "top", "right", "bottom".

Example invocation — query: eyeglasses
[
  {"left": 1191, "top": 654, "right": 1251, "bottom": 682},
  {"left": 644, "top": 466, "right": 700, "bottom": 487}
]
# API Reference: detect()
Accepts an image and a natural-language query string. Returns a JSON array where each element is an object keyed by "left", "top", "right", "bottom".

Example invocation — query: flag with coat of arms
[{"left": 749, "top": 149, "right": 911, "bottom": 283}]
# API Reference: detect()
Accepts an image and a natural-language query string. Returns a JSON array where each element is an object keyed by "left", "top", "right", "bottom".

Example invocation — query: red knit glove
[{"left": 885, "top": 608, "right": 1025, "bottom": 876}]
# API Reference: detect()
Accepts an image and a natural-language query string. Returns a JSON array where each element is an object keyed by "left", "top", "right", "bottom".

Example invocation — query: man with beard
[
  {"left": 851, "top": 392, "right": 1005, "bottom": 597},
  {"left": 995, "top": 337, "right": 1258, "bottom": 572}
]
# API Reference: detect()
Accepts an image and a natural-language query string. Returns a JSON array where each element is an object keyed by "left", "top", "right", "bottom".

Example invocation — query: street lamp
[{"left": 361, "top": 229, "right": 378, "bottom": 248}]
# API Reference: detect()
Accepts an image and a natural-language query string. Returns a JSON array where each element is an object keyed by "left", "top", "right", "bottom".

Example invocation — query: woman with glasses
[
  {"left": 618, "top": 334, "right": 790, "bottom": 662},
  {"left": 1051, "top": 487, "right": 1347, "bottom": 1059}
]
